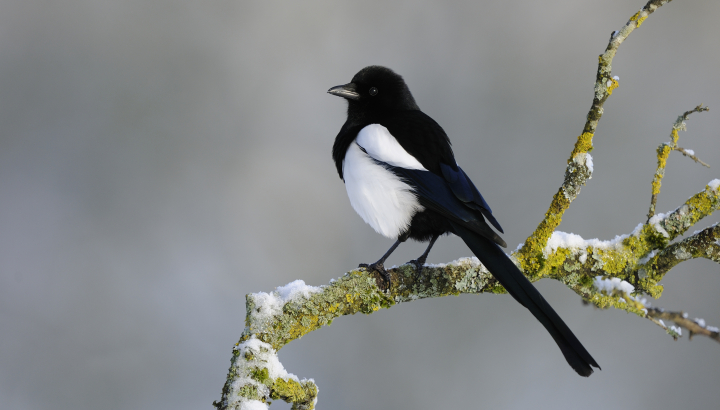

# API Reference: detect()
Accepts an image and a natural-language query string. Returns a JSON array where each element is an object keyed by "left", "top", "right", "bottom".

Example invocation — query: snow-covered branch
[
  {"left": 215, "top": 172, "right": 718, "bottom": 408},
  {"left": 535, "top": 181, "right": 719, "bottom": 329},
  {"left": 213, "top": 259, "right": 513, "bottom": 410},
  {"left": 516, "top": 0, "right": 674, "bottom": 270},
  {"left": 214, "top": 176, "right": 719, "bottom": 409},
  {"left": 213, "top": 1, "right": 720, "bottom": 409}
]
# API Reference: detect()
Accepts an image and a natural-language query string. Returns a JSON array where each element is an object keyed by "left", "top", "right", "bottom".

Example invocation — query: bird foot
[
  {"left": 359, "top": 262, "right": 392, "bottom": 289},
  {"left": 407, "top": 257, "right": 427, "bottom": 279}
]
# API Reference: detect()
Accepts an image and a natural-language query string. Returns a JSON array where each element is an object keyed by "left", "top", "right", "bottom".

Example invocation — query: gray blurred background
[{"left": 1, "top": 1, "right": 719, "bottom": 409}]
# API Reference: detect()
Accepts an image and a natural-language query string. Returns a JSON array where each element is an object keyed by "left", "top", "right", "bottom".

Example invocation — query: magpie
[{"left": 328, "top": 65, "right": 600, "bottom": 376}]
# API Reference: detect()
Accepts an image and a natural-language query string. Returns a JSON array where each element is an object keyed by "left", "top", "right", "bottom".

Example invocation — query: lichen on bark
[{"left": 215, "top": 2, "right": 720, "bottom": 409}]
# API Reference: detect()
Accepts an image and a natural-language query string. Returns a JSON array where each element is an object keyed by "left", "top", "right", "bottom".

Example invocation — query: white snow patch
[
  {"left": 276, "top": 280, "right": 322, "bottom": 301},
  {"left": 572, "top": 152, "right": 593, "bottom": 176},
  {"left": 612, "top": 75, "right": 620, "bottom": 81},
  {"left": 427, "top": 256, "right": 481, "bottom": 269},
  {"left": 648, "top": 213, "right": 669, "bottom": 237},
  {"left": 240, "top": 400, "right": 269, "bottom": 410},
  {"left": 585, "top": 153, "right": 594, "bottom": 173},
  {"left": 578, "top": 252, "right": 587, "bottom": 264},
  {"left": 706, "top": 326, "right": 719, "bottom": 333},
  {"left": 233, "top": 337, "right": 298, "bottom": 381},
  {"left": 658, "top": 319, "right": 666, "bottom": 327},
  {"left": 694, "top": 318, "right": 706, "bottom": 328},
  {"left": 250, "top": 280, "right": 322, "bottom": 325},
  {"left": 638, "top": 250, "right": 657, "bottom": 265},
  {"left": 546, "top": 231, "right": 587, "bottom": 252},
  {"left": 708, "top": 179, "right": 720, "bottom": 192},
  {"left": 227, "top": 336, "right": 312, "bottom": 410},
  {"left": 593, "top": 276, "right": 635, "bottom": 295},
  {"left": 684, "top": 149, "right": 695, "bottom": 156},
  {"left": 544, "top": 230, "right": 631, "bottom": 257},
  {"left": 682, "top": 312, "right": 688, "bottom": 318},
  {"left": 513, "top": 242, "right": 525, "bottom": 252},
  {"left": 669, "top": 326, "right": 682, "bottom": 336}
]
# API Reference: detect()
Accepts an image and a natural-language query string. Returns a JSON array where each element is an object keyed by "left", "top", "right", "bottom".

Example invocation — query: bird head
[{"left": 328, "top": 66, "right": 419, "bottom": 119}]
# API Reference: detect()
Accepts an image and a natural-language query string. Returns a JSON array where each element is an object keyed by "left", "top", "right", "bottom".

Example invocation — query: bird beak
[{"left": 327, "top": 83, "right": 360, "bottom": 100}]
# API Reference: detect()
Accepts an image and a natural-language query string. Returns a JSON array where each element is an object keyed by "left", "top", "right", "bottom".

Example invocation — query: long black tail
[{"left": 449, "top": 221, "right": 600, "bottom": 376}]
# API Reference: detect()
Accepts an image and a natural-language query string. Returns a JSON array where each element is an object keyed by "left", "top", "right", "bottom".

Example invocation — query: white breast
[{"left": 342, "top": 124, "right": 426, "bottom": 239}]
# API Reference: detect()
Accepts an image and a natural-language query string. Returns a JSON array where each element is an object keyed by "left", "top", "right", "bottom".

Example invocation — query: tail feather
[{"left": 449, "top": 221, "right": 600, "bottom": 376}]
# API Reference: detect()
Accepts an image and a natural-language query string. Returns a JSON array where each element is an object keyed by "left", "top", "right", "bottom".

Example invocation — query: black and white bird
[{"left": 328, "top": 65, "right": 600, "bottom": 376}]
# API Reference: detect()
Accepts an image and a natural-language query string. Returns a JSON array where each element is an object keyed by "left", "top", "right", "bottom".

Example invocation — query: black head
[{"left": 328, "top": 66, "right": 419, "bottom": 119}]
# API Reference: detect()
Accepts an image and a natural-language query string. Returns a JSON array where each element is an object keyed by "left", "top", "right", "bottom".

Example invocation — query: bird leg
[
  {"left": 359, "top": 236, "right": 406, "bottom": 287},
  {"left": 407, "top": 234, "right": 439, "bottom": 278}
]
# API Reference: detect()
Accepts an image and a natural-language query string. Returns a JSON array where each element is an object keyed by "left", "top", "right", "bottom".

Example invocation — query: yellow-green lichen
[
  {"left": 589, "top": 291, "right": 647, "bottom": 317},
  {"left": 251, "top": 367, "right": 271, "bottom": 386},
  {"left": 517, "top": 192, "right": 572, "bottom": 273},
  {"left": 683, "top": 185, "right": 720, "bottom": 229},
  {"left": 270, "top": 377, "right": 317, "bottom": 410},
  {"left": 242, "top": 272, "right": 396, "bottom": 351},
  {"left": 606, "top": 78, "right": 619, "bottom": 95},
  {"left": 569, "top": 132, "right": 595, "bottom": 161},
  {"left": 453, "top": 264, "right": 492, "bottom": 293},
  {"left": 238, "top": 384, "right": 262, "bottom": 401},
  {"left": 670, "top": 128, "right": 679, "bottom": 145},
  {"left": 629, "top": 11, "right": 648, "bottom": 27}
]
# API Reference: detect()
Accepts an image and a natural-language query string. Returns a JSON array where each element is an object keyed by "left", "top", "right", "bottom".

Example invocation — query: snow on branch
[
  {"left": 215, "top": 182, "right": 719, "bottom": 410},
  {"left": 647, "top": 308, "right": 720, "bottom": 342},
  {"left": 213, "top": 1, "right": 720, "bottom": 409},
  {"left": 516, "top": 0, "right": 674, "bottom": 270},
  {"left": 215, "top": 172, "right": 718, "bottom": 408}
]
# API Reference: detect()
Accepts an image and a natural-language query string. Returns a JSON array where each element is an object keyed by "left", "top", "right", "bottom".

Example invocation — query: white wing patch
[
  {"left": 343, "top": 140, "right": 424, "bottom": 239},
  {"left": 356, "top": 124, "right": 427, "bottom": 170}
]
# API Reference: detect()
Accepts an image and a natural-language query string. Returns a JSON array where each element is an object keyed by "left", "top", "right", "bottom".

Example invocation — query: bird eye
[{"left": 369, "top": 87, "right": 378, "bottom": 96}]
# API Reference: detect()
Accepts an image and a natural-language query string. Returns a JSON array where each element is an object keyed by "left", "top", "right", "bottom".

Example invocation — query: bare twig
[
  {"left": 647, "top": 307, "right": 720, "bottom": 343},
  {"left": 674, "top": 146, "right": 710, "bottom": 168},
  {"left": 647, "top": 104, "right": 711, "bottom": 221}
]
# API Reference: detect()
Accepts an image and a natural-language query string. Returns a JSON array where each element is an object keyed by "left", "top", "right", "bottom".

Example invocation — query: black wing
[
  {"left": 379, "top": 110, "right": 455, "bottom": 175},
  {"left": 379, "top": 110, "right": 503, "bottom": 234},
  {"left": 388, "top": 165, "right": 506, "bottom": 248},
  {"left": 439, "top": 163, "right": 503, "bottom": 233},
  {"left": 390, "top": 162, "right": 600, "bottom": 375}
]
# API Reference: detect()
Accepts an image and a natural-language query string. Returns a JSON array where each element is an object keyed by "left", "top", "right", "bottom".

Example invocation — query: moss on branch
[
  {"left": 217, "top": 176, "right": 718, "bottom": 409},
  {"left": 213, "top": 2, "right": 720, "bottom": 409},
  {"left": 517, "top": 0, "right": 674, "bottom": 270}
]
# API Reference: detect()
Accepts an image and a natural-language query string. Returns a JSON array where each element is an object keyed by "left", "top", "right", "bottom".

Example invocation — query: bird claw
[
  {"left": 407, "top": 258, "right": 427, "bottom": 279},
  {"left": 359, "top": 262, "right": 392, "bottom": 289}
]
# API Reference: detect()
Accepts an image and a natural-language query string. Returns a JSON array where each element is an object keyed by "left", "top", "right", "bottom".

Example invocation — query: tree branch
[
  {"left": 647, "top": 104, "right": 711, "bottom": 221},
  {"left": 214, "top": 174, "right": 719, "bottom": 409},
  {"left": 212, "top": 1, "right": 720, "bottom": 409},
  {"left": 647, "top": 307, "right": 720, "bottom": 343},
  {"left": 517, "top": 0, "right": 674, "bottom": 271}
]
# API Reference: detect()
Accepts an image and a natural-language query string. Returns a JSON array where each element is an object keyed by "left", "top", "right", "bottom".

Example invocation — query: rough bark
[{"left": 214, "top": 1, "right": 720, "bottom": 409}]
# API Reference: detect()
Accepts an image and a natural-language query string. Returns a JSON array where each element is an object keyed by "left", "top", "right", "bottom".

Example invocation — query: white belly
[{"left": 342, "top": 127, "right": 426, "bottom": 239}]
